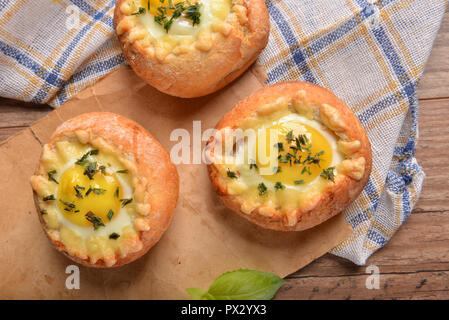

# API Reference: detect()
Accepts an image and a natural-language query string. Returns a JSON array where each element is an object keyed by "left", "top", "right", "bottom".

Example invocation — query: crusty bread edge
[
  {"left": 32, "top": 112, "right": 179, "bottom": 268},
  {"left": 114, "top": 0, "right": 270, "bottom": 98}
]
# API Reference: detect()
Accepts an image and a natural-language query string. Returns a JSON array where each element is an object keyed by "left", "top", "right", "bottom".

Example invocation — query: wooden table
[{"left": 1, "top": 11, "right": 448, "bottom": 300}]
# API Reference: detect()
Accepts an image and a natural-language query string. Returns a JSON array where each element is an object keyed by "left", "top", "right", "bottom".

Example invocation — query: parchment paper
[{"left": 0, "top": 65, "right": 352, "bottom": 299}]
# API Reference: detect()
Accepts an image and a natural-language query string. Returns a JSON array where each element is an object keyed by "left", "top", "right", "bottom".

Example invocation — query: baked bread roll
[
  {"left": 207, "top": 82, "right": 372, "bottom": 231},
  {"left": 114, "top": 0, "right": 270, "bottom": 98},
  {"left": 30, "top": 112, "right": 179, "bottom": 267}
]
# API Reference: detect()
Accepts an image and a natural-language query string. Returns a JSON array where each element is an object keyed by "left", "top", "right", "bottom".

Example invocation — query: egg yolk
[
  {"left": 57, "top": 165, "right": 122, "bottom": 227},
  {"left": 256, "top": 121, "right": 333, "bottom": 186}
]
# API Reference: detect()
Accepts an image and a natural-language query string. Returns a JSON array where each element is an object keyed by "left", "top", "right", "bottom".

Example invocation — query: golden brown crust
[
  {"left": 114, "top": 0, "right": 270, "bottom": 98},
  {"left": 32, "top": 112, "right": 179, "bottom": 267},
  {"left": 207, "top": 82, "right": 372, "bottom": 231}
]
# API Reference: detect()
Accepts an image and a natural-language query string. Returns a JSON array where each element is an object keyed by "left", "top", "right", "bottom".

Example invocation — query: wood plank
[
  {"left": 285, "top": 210, "right": 449, "bottom": 278},
  {"left": 279, "top": 270, "right": 449, "bottom": 300},
  {"left": 0, "top": 98, "right": 52, "bottom": 128},
  {"left": 417, "top": 10, "right": 449, "bottom": 100},
  {"left": 413, "top": 98, "right": 449, "bottom": 212}
]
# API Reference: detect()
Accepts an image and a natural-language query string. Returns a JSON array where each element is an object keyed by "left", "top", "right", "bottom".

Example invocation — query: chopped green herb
[
  {"left": 43, "top": 195, "right": 55, "bottom": 201},
  {"left": 301, "top": 166, "right": 311, "bottom": 175},
  {"left": 154, "top": 1, "right": 201, "bottom": 32},
  {"left": 154, "top": 7, "right": 168, "bottom": 26},
  {"left": 131, "top": 7, "right": 146, "bottom": 15},
  {"left": 59, "top": 199, "right": 75, "bottom": 210},
  {"left": 274, "top": 142, "right": 284, "bottom": 152},
  {"left": 75, "top": 185, "right": 85, "bottom": 190},
  {"left": 85, "top": 186, "right": 93, "bottom": 197},
  {"left": 47, "top": 170, "right": 58, "bottom": 184},
  {"left": 116, "top": 169, "right": 128, "bottom": 174},
  {"left": 40, "top": 209, "right": 47, "bottom": 215},
  {"left": 274, "top": 182, "right": 285, "bottom": 191},
  {"left": 109, "top": 233, "right": 120, "bottom": 240},
  {"left": 120, "top": 198, "right": 133, "bottom": 207},
  {"left": 294, "top": 179, "right": 305, "bottom": 185},
  {"left": 83, "top": 161, "right": 97, "bottom": 180},
  {"left": 75, "top": 149, "right": 99, "bottom": 166},
  {"left": 249, "top": 160, "right": 258, "bottom": 170},
  {"left": 295, "top": 134, "right": 308, "bottom": 148},
  {"left": 184, "top": 2, "right": 201, "bottom": 26},
  {"left": 303, "top": 150, "right": 324, "bottom": 167},
  {"left": 320, "top": 167, "right": 336, "bottom": 182},
  {"left": 115, "top": 187, "right": 119, "bottom": 198},
  {"left": 289, "top": 145, "right": 299, "bottom": 153},
  {"left": 99, "top": 165, "right": 106, "bottom": 174},
  {"left": 278, "top": 155, "right": 289, "bottom": 164},
  {"left": 92, "top": 188, "right": 106, "bottom": 195},
  {"left": 286, "top": 152, "right": 295, "bottom": 166},
  {"left": 227, "top": 168, "right": 238, "bottom": 179},
  {"left": 85, "top": 211, "right": 105, "bottom": 230},
  {"left": 106, "top": 209, "right": 114, "bottom": 221},
  {"left": 286, "top": 130, "right": 294, "bottom": 143},
  {"left": 258, "top": 183, "right": 267, "bottom": 196},
  {"left": 270, "top": 129, "right": 327, "bottom": 182},
  {"left": 166, "top": 3, "right": 185, "bottom": 31},
  {"left": 74, "top": 186, "right": 83, "bottom": 199}
]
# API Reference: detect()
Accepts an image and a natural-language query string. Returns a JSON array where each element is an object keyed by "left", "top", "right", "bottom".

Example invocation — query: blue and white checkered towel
[{"left": 0, "top": 0, "right": 446, "bottom": 265}]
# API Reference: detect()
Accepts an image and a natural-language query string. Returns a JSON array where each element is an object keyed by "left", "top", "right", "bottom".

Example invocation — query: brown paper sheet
[{"left": 0, "top": 65, "right": 352, "bottom": 299}]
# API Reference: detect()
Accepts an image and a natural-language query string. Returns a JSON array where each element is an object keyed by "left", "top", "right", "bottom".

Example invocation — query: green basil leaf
[
  {"left": 186, "top": 288, "right": 214, "bottom": 300},
  {"left": 186, "top": 269, "right": 284, "bottom": 300}
]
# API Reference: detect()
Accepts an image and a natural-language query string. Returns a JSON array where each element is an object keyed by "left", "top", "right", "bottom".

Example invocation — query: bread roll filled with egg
[
  {"left": 30, "top": 112, "right": 179, "bottom": 267},
  {"left": 207, "top": 82, "right": 372, "bottom": 231},
  {"left": 114, "top": 0, "right": 270, "bottom": 98}
]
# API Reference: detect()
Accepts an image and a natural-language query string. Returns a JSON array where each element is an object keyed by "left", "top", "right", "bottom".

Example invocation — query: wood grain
[
  {"left": 417, "top": 11, "right": 449, "bottom": 100},
  {"left": 414, "top": 99, "right": 449, "bottom": 213},
  {"left": 0, "top": 8, "right": 448, "bottom": 300},
  {"left": 279, "top": 270, "right": 449, "bottom": 300}
]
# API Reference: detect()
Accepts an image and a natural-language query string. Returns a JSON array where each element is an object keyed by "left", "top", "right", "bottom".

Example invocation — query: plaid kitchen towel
[{"left": 0, "top": 0, "right": 447, "bottom": 265}]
